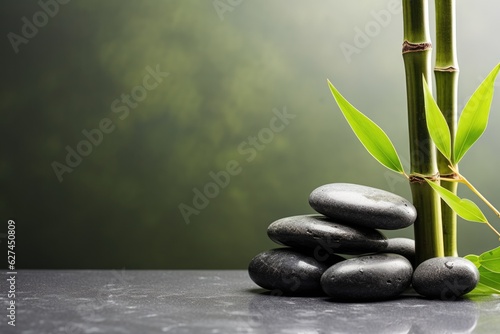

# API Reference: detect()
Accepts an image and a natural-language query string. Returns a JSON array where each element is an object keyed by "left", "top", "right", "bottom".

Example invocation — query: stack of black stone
[
  {"left": 248, "top": 183, "right": 418, "bottom": 301},
  {"left": 249, "top": 183, "right": 481, "bottom": 301}
]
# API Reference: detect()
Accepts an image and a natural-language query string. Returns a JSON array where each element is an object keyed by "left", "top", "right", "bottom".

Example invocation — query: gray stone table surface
[{"left": 1, "top": 270, "right": 499, "bottom": 333}]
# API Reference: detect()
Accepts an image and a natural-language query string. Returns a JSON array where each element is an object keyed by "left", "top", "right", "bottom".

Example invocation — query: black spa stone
[
  {"left": 320, "top": 253, "right": 413, "bottom": 301},
  {"left": 309, "top": 183, "right": 417, "bottom": 230},
  {"left": 248, "top": 248, "right": 345, "bottom": 294},
  {"left": 267, "top": 215, "right": 388, "bottom": 255},
  {"left": 412, "top": 257, "right": 479, "bottom": 300},
  {"left": 382, "top": 238, "right": 416, "bottom": 267}
]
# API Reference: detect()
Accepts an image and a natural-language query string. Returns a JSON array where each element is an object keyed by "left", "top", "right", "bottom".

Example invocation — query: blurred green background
[{"left": 1, "top": 0, "right": 500, "bottom": 269}]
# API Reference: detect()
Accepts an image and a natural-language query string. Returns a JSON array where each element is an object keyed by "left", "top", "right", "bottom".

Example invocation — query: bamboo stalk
[
  {"left": 402, "top": 0, "right": 444, "bottom": 264},
  {"left": 435, "top": 0, "right": 459, "bottom": 256}
]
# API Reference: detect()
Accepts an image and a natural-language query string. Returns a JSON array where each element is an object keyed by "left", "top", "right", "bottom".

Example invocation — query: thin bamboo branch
[
  {"left": 458, "top": 175, "right": 500, "bottom": 219},
  {"left": 441, "top": 168, "right": 500, "bottom": 237}
]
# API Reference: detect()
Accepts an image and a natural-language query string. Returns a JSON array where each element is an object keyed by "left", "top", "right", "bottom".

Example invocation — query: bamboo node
[
  {"left": 409, "top": 173, "right": 439, "bottom": 184},
  {"left": 402, "top": 41, "right": 432, "bottom": 54},
  {"left": 440, "top": 172, "right": 460, "bottom": 180},
  {"left": 434, "top": 66, "right": 459, "bottom": 72}
]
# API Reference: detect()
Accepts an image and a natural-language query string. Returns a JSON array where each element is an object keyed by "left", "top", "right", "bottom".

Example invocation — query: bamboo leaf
[
  {"left": 476, "top": 268, "right": 500, "bottom": 294},
  {"left": 465, "top": 253, "right": 500, "bottom": 295},
  {"left": 454, "top": 63, "right": 500, "bottom": 164},
  {"left": 426, "top": 180, "right": 487, "bottom": 223},
  {"left": 475, "top": 282, "right": 495, "bottom": 293},
  {"left": 464, "top": 254, "right": 480, "bottom": 266},
  {"left": 327, "top": 80, "right": 404, "bottom": 174},
  {"left": 423, "top": 77, "right": 452, "bottom": 161},
  {"left": 468, "top": 282, "right": 500, "bottom": 295},
  {"left": 479, "top": 246, "right": 500, "bottom": 273}
]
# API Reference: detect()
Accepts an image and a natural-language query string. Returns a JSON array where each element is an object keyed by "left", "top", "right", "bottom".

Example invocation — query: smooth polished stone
[
  {"left": 248, "top": 248, "right": 345, "bottom": 294},
  {"left": 321, "top": 254, "right": 413, "bottom": 301},
  {"left": 309, "top": 183, "right": 417, "bottom": 230},
  {"left": 267, "top": 215, "right": 388, "bottom": 255},
  {"left": 382, "top": 238, "right": 416, "bottom": 267},
  {"left": 412, "top": 257, "right": 480, "bottom": 300}
]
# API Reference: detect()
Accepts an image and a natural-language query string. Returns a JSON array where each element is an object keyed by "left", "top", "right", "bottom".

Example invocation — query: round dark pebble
[
  {"left": 248, "top": 248, "right": 345, "bottom": 294},
  {"left": 412, "top": 257, "right": 479, "bottom": 300},
  {"left": 382, "top": 238, "right": 416, "bottom": 267},
  {"left": 267, "top": 215, "right": 388, "bottom": 255},
  {"left": 309, "top": 183, "right": 417, "bottom": 230},
  {"left": 321, "top": 253, "right": 413, "bottom": 301}
]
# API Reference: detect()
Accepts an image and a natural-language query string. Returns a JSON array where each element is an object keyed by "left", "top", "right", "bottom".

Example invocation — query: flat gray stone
[
  {"left": 412, "top": 257, "right": 479, "bottom": 300},
  {"left": 248, "top": 248, "right": 345, "bottom": 294},
  {"left": 321, "top": 254, "right": 413, "bottom": 301},
  {"left": 309, "top": 183, "right": 417, "bottom": 230},
  {"left": 267, "top": 215, "right": 388, "bottom": 255}
]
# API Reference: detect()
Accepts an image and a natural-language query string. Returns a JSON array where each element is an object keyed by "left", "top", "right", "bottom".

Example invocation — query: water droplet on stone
[{"left": 445, "top": 261, "right": 454, "bottom": 269}]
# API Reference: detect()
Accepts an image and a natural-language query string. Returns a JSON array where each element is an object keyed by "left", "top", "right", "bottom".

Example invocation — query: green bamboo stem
[
  {"left": 402, "top": 0, "right": 445, "bottom": 265},
  {"left": 439, "top": 179, "right": 458, "bottom": 255},
  {"left": 435, "top": 0, "right": 459, "bottom": 257}
]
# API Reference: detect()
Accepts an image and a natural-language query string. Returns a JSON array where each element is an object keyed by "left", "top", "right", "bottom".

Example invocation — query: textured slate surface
[{"left": 0, "top": 270, "right": 499, "bottom": 333}]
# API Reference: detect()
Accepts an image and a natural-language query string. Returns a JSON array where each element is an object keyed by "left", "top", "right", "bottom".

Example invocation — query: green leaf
[
  {"left": 468, "top": 281, "right": 500, "bottom": 295},
  {"left": 477, "top": 266, "right": 500, "bottom": 293},
  {"left": 464, "top": 254, "right": 480, "bottom": 265},
  {"left": 423, "top": 77, "right": 452, "bottom": 161},
  {"left": 465, "top": 253, "right": 500, "bottom": 295},
  {"left": 327, "top": 80, "right": 404, "bottom": 174},
  {"left": 426, "top": 180, "right": 487, "bottom": 223},
  {"left": 479, "top": 246, "right": 500, "bottom": 273},
  {"left": 454, "top": 63, "right": 500, "bottom": 164}
]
